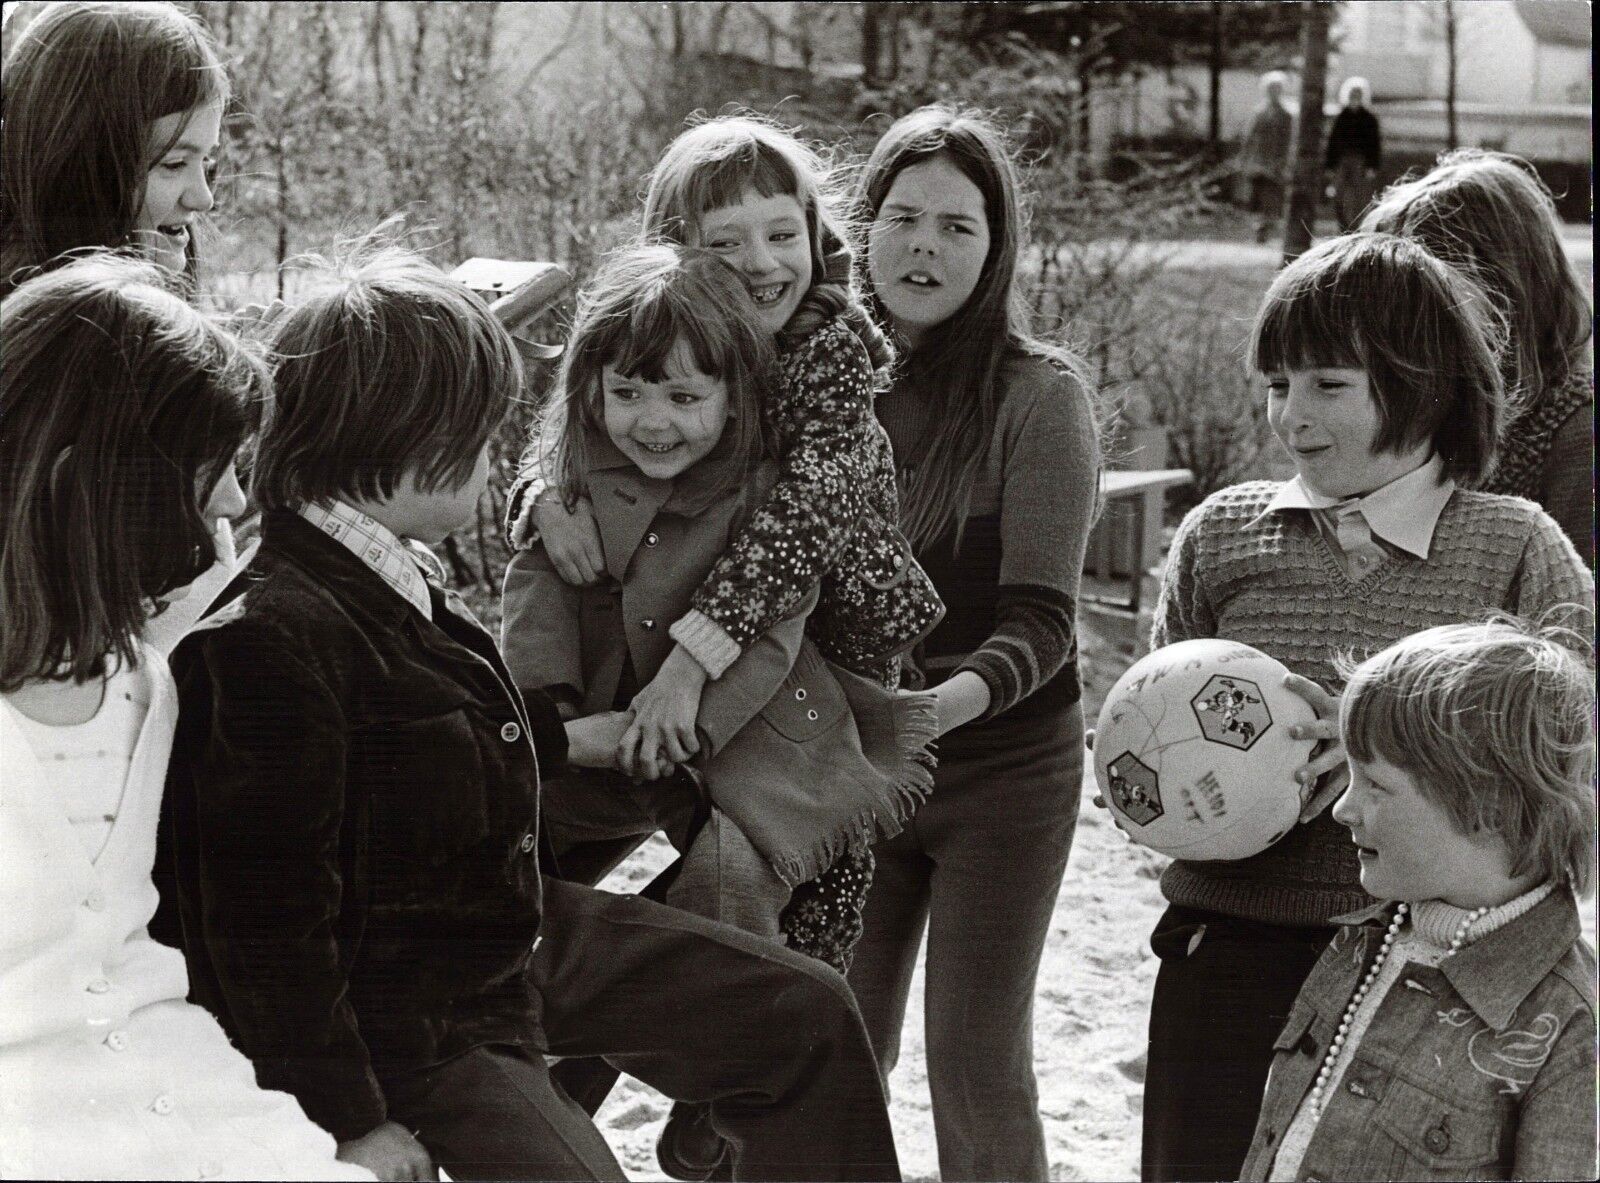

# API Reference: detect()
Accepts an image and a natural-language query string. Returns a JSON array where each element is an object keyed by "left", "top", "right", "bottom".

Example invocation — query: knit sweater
[
  {"left": 1152, "top": 482, "right": 1593, "bottom": 925},
  {"left": 876, "top": 352, "right": 1102, "bottom": 723},
  {"left": 1485, "top": 363, "right": 1594, "bottom": 568}
]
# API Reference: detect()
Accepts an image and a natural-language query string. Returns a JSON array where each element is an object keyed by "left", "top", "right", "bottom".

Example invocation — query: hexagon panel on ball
[
  {"left": 1190, "top": 675, "right": 1273, "bottom": 751},
  {"left": 1107, "top": 751, "right": 1162, "bottom": 826}
]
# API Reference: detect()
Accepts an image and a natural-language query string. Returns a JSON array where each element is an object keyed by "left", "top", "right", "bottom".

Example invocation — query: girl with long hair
[{"left": 845, "top": 105, "right": 1103, "bottom": 1181}]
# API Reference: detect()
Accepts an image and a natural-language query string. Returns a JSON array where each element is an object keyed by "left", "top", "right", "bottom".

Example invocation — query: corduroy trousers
[{"left": 846, "top": 702, "right": 1083, "bottom": 1182}]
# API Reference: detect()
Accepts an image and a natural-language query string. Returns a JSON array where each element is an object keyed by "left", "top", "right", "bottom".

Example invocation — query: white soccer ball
[{"left": 1093, "top": 639, "right": 1317, "bottom": 861}]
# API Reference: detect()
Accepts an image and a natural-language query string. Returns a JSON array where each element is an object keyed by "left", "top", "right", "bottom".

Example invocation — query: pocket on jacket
[
  {"left": 1371, "top": 1076, "right": 1501, "bottom": 1177},
  {"left": 759, "top": 658, "right": 849, "bottom": 743},
  {"left": 357, "top": 705, "right": 490, "bottom": 866}
]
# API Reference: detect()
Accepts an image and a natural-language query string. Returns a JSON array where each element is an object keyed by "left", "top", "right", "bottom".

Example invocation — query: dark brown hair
[
  {"left": 253, "top": 245, "right": 523, "bottom": 511},
  {"left": 0, "top": 1, "right": 228, "bottom": 299},
  {"left": 1363, "top": 149, "right": 1592, "bottom": 406},
  {"left": 0, "top": 253, "right": 264, "bottom": 690},
  {"left": 855, "top": 105, "right": 1093, "bottom": 549},
  {"left": 1250, "top": 233, "right": 1505, "bottom": 487},
  {"left": 537, "top": 244, "right": 775, "bottom": 505}
]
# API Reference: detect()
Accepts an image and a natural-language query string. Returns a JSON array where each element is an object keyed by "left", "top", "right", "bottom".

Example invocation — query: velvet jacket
[
  {"left": 155, "top": 510, "right": 564, "bottom": 1144},
  {"left": 1241, "top": 889, "right": 1597, "bottom": 1182}
]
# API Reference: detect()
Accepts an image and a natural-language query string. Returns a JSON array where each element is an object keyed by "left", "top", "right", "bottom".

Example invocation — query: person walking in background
[
  {"left": 1324, "top": 77, "right": 1381, "bottom": 230},
  {"left": 1364, "top": 149, "right": 1595, "bottom": 566},
  {"left": 1237, "top": 70, "right": 1295, "bottom": 243},
  {"left": 844, "top": 105, "right": 1103, "bottom": 1183}
]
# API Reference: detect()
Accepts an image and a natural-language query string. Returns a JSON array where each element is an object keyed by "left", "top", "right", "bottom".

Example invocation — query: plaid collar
[{"left": 296, "top": 500, "right": 436, "bottom": 621}]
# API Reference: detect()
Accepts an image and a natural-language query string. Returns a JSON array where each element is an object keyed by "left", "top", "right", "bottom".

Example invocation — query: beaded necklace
[{"left": 1306, "top": 900, "right": 1488, "bottom": 1117}]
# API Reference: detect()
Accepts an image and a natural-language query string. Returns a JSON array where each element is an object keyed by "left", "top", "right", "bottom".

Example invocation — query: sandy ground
[{"left": 589, "top": 771, "right": 1172, "bottom": 1182}]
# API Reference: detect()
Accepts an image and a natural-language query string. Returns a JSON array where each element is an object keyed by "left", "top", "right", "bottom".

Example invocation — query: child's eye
[
  {"left": 670, "top": 392, "right": 703, "bottom": 406},
  {"left": 606, "top": 387, "right": 638, "bottom": 402},
  {"left": 770, "top": 231, "right": 797, "bottom": 243},
  {"left": 946, "top": 222, "right": 975, "bottom": 235}
]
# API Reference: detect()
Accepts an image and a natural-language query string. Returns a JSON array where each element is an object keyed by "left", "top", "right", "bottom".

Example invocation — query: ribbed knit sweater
[
  {"left": 1152, "top": 482, "right": 1593, "bottom": 926},
  {"left": 876, "top": 352, "right": 1102, "bottom": 723}
]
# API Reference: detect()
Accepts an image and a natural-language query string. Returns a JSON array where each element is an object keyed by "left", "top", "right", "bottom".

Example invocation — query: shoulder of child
[
  {"left": 785, "top": 313, "right": 871, "bottom": 369},
  {"left": 1550, "top": 939, "right": 1599, "bottom": 1015}
]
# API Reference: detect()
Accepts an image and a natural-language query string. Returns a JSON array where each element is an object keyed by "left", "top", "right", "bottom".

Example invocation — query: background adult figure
[
  {"left": 1363, "top": 148, "right": 1594, "bottom": 567},
  {"left": 845, "top": 106, "right": 1101, "bottom": 1182},
  {"left": 1236, "top": 70, "right": 1294, "bottom": 243},
  {"left": 1323, "top": 76, "right": 1380, "bottom": 230}
]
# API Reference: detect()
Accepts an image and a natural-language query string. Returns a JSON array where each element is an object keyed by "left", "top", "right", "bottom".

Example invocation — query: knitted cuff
[
  {"left": 669, "top": 610, "right": 742, "bottom": 680},
  {"left": 503, "top": 473, "right": 547, "bottom": 548}
]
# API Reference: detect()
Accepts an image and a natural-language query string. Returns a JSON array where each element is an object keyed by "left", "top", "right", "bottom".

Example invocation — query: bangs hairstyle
[
  {"left": 639, "top": 114, "right": 892, "bottom": 362},
  {"left": 1, "top": 1, "right": 228, "bottom": 298},
  {"left": 856, "top": 105, "right": 1093, "bottom": 549},
  {"left": 253, "top": 244, "right": 522, "bottom": 511},
  {"left": 537, "top": 244, "right": 776, "bottom": 505},
  {"left": 1362, "top": 149, "right": 1592, "bottom": 404},
  {"left": 1250, "top": 233, "right": 1505, "bottom": 486},
  {"left": 0, "top": 253, "right": 263, "bottom": 691},
  {"left": 1340, "top": 619, "right": 1597, "bottom": 896}
]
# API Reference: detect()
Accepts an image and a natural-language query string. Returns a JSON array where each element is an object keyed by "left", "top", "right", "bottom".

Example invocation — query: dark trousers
[
  {"left": 845, "top": 703, "right": 1083, "bottom": 1182},
  {"left": 1140, "top": 905, "right": 1332, "bottom": 1183},
  {"left": 526, "top": 877, "right": 899, "bottom": 1181}
]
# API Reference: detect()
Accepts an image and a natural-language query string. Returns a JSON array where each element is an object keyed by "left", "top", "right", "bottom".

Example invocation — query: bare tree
[
  {"left": 1441, "top": 0, "right": 1460, "bottom": 149},
  {"left": 1281, "top": 0, "right": 1331, "bottom": 262}
]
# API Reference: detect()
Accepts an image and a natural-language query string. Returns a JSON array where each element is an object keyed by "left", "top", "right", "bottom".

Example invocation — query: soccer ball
[{"left": 1093, "top": 639, "right": 1317, "bottom": 861}]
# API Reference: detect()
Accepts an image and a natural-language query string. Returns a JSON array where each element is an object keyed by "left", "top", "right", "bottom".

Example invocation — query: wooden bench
[
  {"left": 1084, "top": 467, "right": 1194, "bottom": 616},
  {"left": 450, "top": 258, "right": 570, "bottom": 357}
]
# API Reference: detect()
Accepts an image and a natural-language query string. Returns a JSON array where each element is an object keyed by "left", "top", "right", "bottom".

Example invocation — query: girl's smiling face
[
  {"left": 135, "top": 101, "right": 222, "bottom": 273},
  {"left": 694, "top": 190, "right": 811, "bottom": 334},
  {"left": 868, "top": 154, "right": 990, "bottom": 346},
  {"left": 1265, "top": 366, "right": 1433, "bottom": 499},
  {"left": 603, "top": 340, "right": 731, "bottom": 480},
  {"left": 1332, "top": 754, "right": 1530, "bottom": 908}
]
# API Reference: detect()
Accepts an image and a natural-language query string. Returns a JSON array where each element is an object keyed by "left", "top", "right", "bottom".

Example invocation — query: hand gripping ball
[{"left": 1093, "top": 639, "right": 1317, "bottom": 861}]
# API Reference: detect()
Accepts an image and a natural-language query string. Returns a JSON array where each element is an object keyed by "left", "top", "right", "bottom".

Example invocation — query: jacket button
[
  {"left": 641, "top": 619, "right": 656, "bottom": 630},
  {"left": 500, "top": 721, "right": 521, "bottom": 743},
  {"left": 1424, "top": 1125, "right": 1450, "bottom": 1154},
  {"left": 106, "top": 1030, "right": 129, "bottom": 1052},
  {"left": 151, "top": 1094, "right": 174, "bottom": 1115},
  {"left": 86, "top": 977, "right": 111, "bottom": 994},
  {"left": 807, "top": 709, "right": 819, "bottom": 721},
  {"left": 794, "top": 687, "right": 807, "bottom": 700},
  {"left": 645, "top": 532, "right": 659, "bottom": 546},
  {"left": 520, "top": 833, "right": 537, "bottom": 854}
]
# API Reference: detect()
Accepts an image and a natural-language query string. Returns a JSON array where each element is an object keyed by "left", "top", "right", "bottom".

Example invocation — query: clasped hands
[{"left": 565, "top": 646, "right": 709, "bottom": 782}]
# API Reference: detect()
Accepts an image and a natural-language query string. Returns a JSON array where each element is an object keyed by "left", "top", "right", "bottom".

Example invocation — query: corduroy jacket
[
  {"left": 155, "top": 511, "right": 562, "bottom": 1144},
  {"left": 1241, "top": 888, "right": 1597, "bottom": 1182}
]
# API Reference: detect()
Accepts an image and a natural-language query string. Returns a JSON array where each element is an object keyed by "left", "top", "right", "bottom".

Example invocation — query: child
[
  {"left": 1139, "top": 233, "right": 1593, "bottom": 1183},
  {"left": 1363, "top": 149, "right": 1594, "bottom": 565},
  {"left": 511, "top": 115, "right": 942, "bottom": 969},
  {"left": 155, "top": 244, "right": 900, "bottom": 1182},
  {"left": 502, "top": 243, "right": 934, "bottom": 943},
  {"left": 2, "top": 1, "right": 224, "bottom": 297},
  {"left": 1241, "top": 619, "right": 1596, "bottom": 1182},
  {"left": 0, "top": 255, "right": 368, "bottom": 1180}
]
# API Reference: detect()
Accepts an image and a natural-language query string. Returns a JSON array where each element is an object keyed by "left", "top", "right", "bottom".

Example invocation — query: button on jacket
[
  {"left": 157, "top": 511, "right": 559, "bottom": 1142},
  {"left": 1241, "top": 888, "right": 1597, "bottom": 1182}
]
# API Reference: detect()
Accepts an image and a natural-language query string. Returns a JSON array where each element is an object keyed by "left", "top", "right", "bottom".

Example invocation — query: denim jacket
[{"left": 1241, "top": 888, "right": 1597, "bottom": 1182}]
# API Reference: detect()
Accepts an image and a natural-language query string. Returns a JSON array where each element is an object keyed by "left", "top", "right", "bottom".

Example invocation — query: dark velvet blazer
[{"left": 155, "top": 510, "right": 564, "bottom": 1142}]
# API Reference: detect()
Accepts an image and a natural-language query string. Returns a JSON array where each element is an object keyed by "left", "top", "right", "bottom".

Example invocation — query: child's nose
[
  {"left": 186, "top": 167, "right": 215, "bottom": 215},
  {"left": 743, "top": 241, "right": 777, "bottom": 274},
  {"left": 1329, "top": 782, "right": 1359, "bottom": 827}
]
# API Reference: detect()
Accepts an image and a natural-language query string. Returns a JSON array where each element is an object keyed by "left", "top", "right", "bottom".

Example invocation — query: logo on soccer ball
[
  {"left": 1107, "top": 752, "right": 1162, "bottom": 825},
  {"left": 1191, "top": 675, "right": 1272, "bottom": 751}
]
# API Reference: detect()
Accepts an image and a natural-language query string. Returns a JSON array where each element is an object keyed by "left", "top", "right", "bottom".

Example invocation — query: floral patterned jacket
[{"left": 1241, "top": 888, "right": 1597, "bottom": 1182}]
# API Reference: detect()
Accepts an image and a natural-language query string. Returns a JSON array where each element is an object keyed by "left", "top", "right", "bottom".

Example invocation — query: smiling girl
[
  {"left": 1, "top": 1, "right": 224, "bottom": 298},
  {"left": 1139, "top": 232, "right": 1592, "bottom": 1182},
  {"left": 507, "top": 114, "right": 944, "bottom": 976}
]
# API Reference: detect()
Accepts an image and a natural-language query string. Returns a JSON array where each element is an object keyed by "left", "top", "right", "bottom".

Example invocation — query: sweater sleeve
[
  {"left": 955, "top": 364, "right": 1102, "bottom": 720},
  {"left": 672, "top": 321, "right": 873, "bottom": 677},
  {"left": 187, "top": 620, "right": 386, "bottom": 1143},
  {"left": 1151, "top": 499, "right": 1220, "bottom": 649},
  {"left": 1511, "top": 508, "right": 1595, "bottom": 641},
  {"left": 1539, "top": 405, "right": 1594, "bottom": 569}
]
